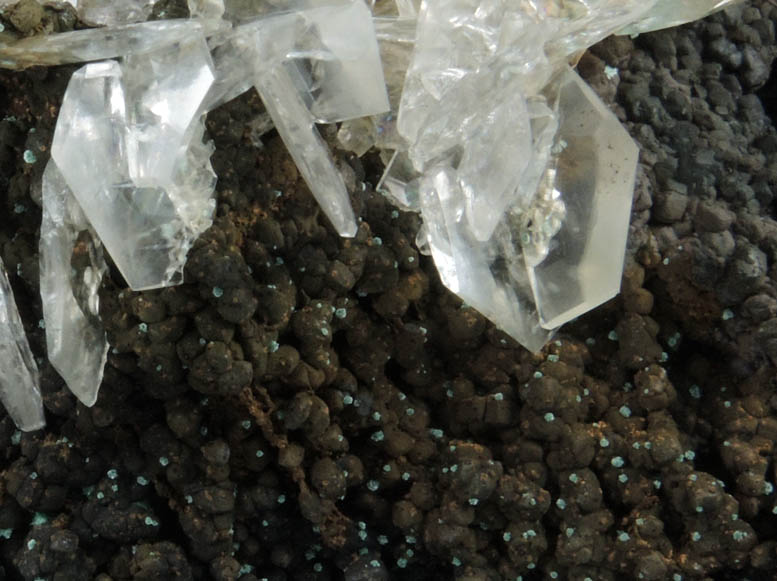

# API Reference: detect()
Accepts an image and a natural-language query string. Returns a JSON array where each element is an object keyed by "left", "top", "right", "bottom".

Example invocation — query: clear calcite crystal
[
  {"left": 207, "top": 0, "right": 389, "bottom": 237},
  {"left": 256, "top": 64, "right": 359, "bottom": 237},
  {"left": 51, "top": 26, "right": 217, "bottom": 290},
  {"left": 0, "top": 19, "right": 225, "bottom": 70},
  {"left": 376, "top": 149, "right": 420, "bottom": 211},
  {"left": 40, "top": 161, "right": 109, "bottom": 407},
  {"left": 0, "top": 257, "right": 45, "bottom": 431},
  {"left": 417, "top": 69, "right": 637, "bottom": 347},
  {"left": 527, "top": 68, "right": 638, "bottom": 329},
  {"left": 392, "top": 1, "right": 646, "bottom": 349}
]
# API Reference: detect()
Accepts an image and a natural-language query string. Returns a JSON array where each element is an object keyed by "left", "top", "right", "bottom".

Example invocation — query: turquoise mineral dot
[{"left": 23, "top": 149, "right": 36, "bottom": 163}]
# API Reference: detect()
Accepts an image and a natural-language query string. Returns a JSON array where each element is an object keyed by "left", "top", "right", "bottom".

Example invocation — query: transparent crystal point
[
  {"left": 40, "top": 161, "right": 109, "bottom": 407},
  {"left": 255, "top": 65, "right": 358, "bottom": 237},
  {"left": 0, "top": 257, "right": 44, "bottom": 431},
  {"left": 206, "top": 0, "right": 389, "bottom": 237},
  {"left": 527, "top": 68, "right": 638, "bottom": 329},
  {"left": 419, "top": 166, "right": 554, "bottom": 352}
]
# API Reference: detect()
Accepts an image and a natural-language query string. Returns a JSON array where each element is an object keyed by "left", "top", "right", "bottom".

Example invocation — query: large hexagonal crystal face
[
  {"left": 419, "top": 67, "right": 638, "bottom": 352},
  {"left": 527, "top": 68, "right": 638, "bottom": 330}
]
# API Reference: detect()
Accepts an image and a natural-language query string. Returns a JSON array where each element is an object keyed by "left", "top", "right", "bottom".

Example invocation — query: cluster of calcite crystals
[
  {"left": 369, "top": 0, "right": 740, "bottom": 349},
  {"left": 0, "top": 0, "right": 743, "bottom": 429},
  {"left": 0, "top": 0, "right": 390, "bottom": 429}
]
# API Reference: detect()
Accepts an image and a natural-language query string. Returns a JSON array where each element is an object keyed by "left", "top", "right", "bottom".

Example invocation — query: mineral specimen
[
  {"left": 0, "top": 256, "right": 45, "bottom": 431},
  {"left": 0, "top": 0, "right": 747, "bottom": 430}
]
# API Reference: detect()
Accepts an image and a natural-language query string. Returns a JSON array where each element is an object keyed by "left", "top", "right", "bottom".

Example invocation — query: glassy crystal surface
[
  {"left": 51, "top": 30, "right": 217, "bottom": 290},
  {"left": 122, "top": 32, "right": 215, "bottom": 186},
  {"left": 376, "top": 150, "right": 420, "bottom": 211},
  {"left": 40, "top": 161, "right": 109, "bottom": 407},
  {"left": 239, "top": 0, "right": 390, "bottom": 123},
  {"left": 0, "top": 256, "right": 44, "bottom": 431},
  {"left": 527, "top": 68, "right": 638, "bottom": 329},
  {"left": 256, "top": 64, "right": 358, "bottom": 237}
]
